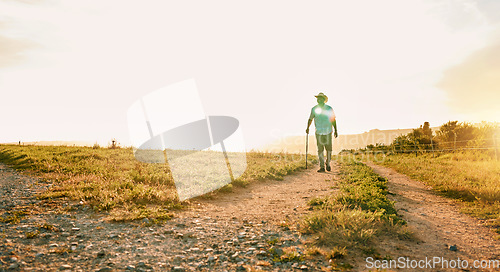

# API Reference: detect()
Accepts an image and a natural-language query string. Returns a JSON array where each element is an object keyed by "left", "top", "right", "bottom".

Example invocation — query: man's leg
[
  {"left": 326, "top": 151, "right": 332, "bottom": 171},
  {"left": 318, "top": 149, "right": 325, "bottom": 169},
  {"left": 316, "top": 134, "right": 325, "bottom": 172},
  {"left": 325, "top": 133, "right": 332, "bottom": 171}
]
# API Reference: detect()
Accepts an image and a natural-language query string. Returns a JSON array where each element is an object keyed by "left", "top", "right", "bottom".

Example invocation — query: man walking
[{"left": 306, "top": 92, "right": 338, "bottom": 172}]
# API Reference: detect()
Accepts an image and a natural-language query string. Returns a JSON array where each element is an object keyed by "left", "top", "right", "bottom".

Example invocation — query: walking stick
[{"left": 305, "top": 132, "right": 309, "bottom": 169}]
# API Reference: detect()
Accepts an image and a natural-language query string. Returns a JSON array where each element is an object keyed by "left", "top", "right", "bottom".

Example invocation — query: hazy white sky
[{"left": 1, "top": 0, "right": 499, "bottom": 149}]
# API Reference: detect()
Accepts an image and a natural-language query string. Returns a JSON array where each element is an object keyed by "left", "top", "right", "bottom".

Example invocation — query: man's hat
[{"left": 314, "top": 92, "right": 328, "bottom": 103}]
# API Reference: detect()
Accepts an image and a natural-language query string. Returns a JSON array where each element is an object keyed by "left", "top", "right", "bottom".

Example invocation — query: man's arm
[
  {"left": 306, "top": 119, "right": 312, "bottom": 134},
  {"left": 332, "top": 119, "right": 338, "bottom": 138}
]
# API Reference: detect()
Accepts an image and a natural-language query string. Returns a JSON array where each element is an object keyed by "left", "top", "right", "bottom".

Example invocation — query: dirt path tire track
[{"left": 366, "top": 162, "right": 500, "bottom": 272}]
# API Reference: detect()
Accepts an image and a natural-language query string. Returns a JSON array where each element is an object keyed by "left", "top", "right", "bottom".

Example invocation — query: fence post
[
  {"left": 453, "top": 131, "right": 457, "bottom": 151},
  {"left": 495, "top": 135, "right": 498, "bottom": 161},
  {"left": 431, "top": 137, "right": 434, "bottom": 158}
]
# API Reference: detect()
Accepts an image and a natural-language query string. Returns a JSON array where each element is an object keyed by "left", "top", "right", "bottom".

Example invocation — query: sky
[{"left": 1, "top": 0, "right": 499, "bottom": 149}]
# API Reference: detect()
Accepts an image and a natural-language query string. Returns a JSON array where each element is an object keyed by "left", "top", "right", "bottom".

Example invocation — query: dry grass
[
  {"left": 0, "top": 145, "right": 313, "bottom": 221},
  {"left": 300, "top": 158, "right": 413, "bottom": 267},
  {"left": 373, "top": 151, "right": 500, "bottom": 230}
]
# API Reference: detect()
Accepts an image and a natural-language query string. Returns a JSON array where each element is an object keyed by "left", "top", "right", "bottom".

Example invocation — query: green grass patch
[
  {"left": 276, "top": 247, "right": 304, "bottom": 263},
  {"left": 374, "top": 151, "right": 500, "bottom": 229},
  {"left": 38, "top": 223, "right": 59, "bottom": 232},
  {"left": 0, "top": 209, "right": 30, "bottom": 224},
  {"left": 0, "top": 145, "right": 310, "bottom": 221},
  {"left": 25, "top": 230, "right": 40, "bottom": 239},
  {"left": 301, "top": 158, "right": 412, "bottom": 265}
]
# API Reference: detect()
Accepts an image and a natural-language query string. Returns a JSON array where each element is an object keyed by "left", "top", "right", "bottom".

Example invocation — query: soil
[
  {"left": 1, "top": 161, "right": 499, "bottom": 272},
  {"left": 365, "top": 162, "right": 500, "bottom": 272},
  {"left": 0, "top": 163, "right": 339, "bottom": 272}
]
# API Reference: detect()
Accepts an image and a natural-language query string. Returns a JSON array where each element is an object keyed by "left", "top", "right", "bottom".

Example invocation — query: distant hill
[{"left": 260, "top": 128, "right": 437, "bottom": 154}]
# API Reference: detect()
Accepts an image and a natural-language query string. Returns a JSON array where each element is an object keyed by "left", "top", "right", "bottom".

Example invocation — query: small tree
[
  {"left": 435, "top": 121, "right": 476, "bottom": 149},
  {"left": 390, "top": 122, "right": 435, "bottom": 152},
  {"left": 422, "top": 122, "right": 432, "bottom": 138},
  {"left": 468, "top": 122, "right": 500, "bottom": 149}
]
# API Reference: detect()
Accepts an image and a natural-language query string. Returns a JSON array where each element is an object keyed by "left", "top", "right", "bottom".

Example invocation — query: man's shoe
[
  {"left": 326, "top": 165, "right": 331, "bottom": 171},
  {"left": 317, "top": 168, "right": 325, "bottom": 173}
]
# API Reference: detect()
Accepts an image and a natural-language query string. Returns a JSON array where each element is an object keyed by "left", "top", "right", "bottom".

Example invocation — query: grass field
[
  {"left": 301, "top": 158, "right": 413, "bottom": 269},
  {"left": 0, "top": 145, "right": 314, "bottom": 221},
  {"left": 372, "top": 151, "right": 500, "bottom": 234}
]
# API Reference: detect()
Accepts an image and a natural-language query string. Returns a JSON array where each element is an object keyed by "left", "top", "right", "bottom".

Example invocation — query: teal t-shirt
[{"left": 309, "top": 104, "right": 335, "bottom": 135}]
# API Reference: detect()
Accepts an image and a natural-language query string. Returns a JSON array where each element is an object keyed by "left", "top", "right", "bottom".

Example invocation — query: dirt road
[
  {"left": 366, "top": 162, "right": 500, "bottom": 272},
  {"left": 1, "top": 161, "right": 499, "bottom": 271},
  {"left": 0, "top": 163, "right": 338, "bottom": 272}
]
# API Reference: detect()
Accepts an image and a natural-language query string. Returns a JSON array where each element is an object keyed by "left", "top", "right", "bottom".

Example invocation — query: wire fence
[{"left": 341, "top": 136, "right": 500, "bottom": 160}]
